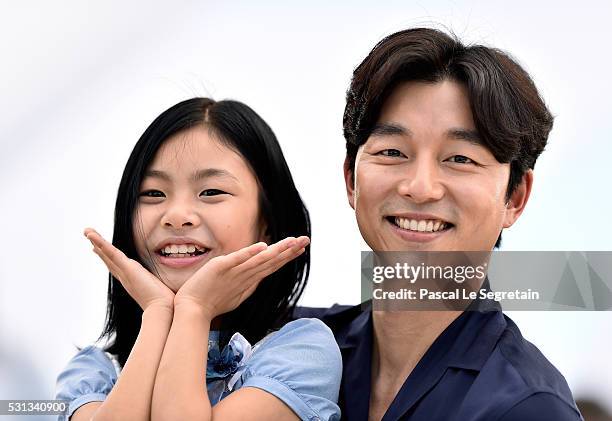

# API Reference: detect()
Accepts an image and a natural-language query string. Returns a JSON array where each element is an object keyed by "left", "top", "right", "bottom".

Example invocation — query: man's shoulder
[
  {"left": 473, "top": 313, "right": 581, "bottom": 419},
  {"left": 497, "top": 314, "right": 573, "bottom": 392}
]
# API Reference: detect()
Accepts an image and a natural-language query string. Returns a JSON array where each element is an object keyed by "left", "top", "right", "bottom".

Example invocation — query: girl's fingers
[
  {"left": 236, "top": 236, "right": 303, "bottom": 273},
  {"left": 250, "top": 236, "right": 308, "bottom": 270},
  {"left": 220, "top": 241, "right": 269, "bottom": 269},
  {"left": 85, "top": 228, "right": 137, "bottom": 284},
  {"left": 240, "top": 238, "right": 309, "bottom": 288},
  {"left": 92, "top": 246, "right": 123, "bottom": 281},
  {"left": 238, "top": 246, "right": 306, "bottom": 297},
  {"left": 251, "top": 244, "right": 307, "bottom": 280},
  {"left": 85, "top": 228, "right": 131, "bottom": 270}
]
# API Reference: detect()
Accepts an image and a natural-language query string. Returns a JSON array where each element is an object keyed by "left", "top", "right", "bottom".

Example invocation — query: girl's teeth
[{"left": 161, "top": 244, "right": 206, "bottom": 256}]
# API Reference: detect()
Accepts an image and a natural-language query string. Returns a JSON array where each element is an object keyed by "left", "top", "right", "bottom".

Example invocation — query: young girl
[{"left": 55, "top": 98, "right": 342, "bottom": 421}]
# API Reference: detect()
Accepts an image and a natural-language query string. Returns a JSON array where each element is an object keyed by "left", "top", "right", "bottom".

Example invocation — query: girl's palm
[{"left": 84, "top": 228, "right": 175, "bottom": 312}]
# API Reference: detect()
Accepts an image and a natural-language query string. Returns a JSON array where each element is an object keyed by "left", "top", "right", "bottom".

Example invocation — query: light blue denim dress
[{"left": 55, "top": 318, "right": 342, "bottom": 421}]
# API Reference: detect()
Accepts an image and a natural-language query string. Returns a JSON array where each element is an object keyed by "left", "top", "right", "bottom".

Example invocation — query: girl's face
[{"left": 132, "top": 126, "right": 266, "bottom": 292}]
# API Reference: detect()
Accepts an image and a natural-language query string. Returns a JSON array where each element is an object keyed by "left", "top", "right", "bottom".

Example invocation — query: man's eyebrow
[
  {"left": 143, "top": 168, "right": 239, "bottom": 183},
  {"left": 446, "top": 128, "right": 484, "bottom": 146},
  {"left": 369, "top": 123, "right": 484, "bottom": 146},
  {"left": 370, "top": 122, "right": 412, "bottom": 137}
]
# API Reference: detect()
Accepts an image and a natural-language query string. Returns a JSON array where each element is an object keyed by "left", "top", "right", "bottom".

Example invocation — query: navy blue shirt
[{"left": 295, "top": 303, "right": 582, "bottom": 421}]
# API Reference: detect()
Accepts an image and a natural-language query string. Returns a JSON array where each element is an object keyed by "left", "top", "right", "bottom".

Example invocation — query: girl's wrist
[
  {"left": 173, "top": 298, "right": 216, "bottom": 323},
  {"left": 143, "top": 303, "right": 173, "bottom": 318}
]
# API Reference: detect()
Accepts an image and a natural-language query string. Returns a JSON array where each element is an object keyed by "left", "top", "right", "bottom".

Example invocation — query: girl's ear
[{"left": 257, "top": 219, "right": 271, "bottom": 244}]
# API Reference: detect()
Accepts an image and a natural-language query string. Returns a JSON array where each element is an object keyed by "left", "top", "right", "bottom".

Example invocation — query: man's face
[{"left": 345, "top": 80, "right": 532, "bottom": 252}]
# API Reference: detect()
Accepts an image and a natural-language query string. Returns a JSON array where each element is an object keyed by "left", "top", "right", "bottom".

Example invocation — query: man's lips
[{"left": 385, "top": 216, "right": 454, "bottom": 243}]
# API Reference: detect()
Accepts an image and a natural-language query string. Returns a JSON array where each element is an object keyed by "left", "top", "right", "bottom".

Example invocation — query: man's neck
[{"left": 368, "top": 310, "right": 462, "bottom": 420}]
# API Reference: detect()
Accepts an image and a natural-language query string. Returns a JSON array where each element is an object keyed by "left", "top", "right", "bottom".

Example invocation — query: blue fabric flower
[{"left": 205, "top": 331, "right": 253, "bottom": 402}]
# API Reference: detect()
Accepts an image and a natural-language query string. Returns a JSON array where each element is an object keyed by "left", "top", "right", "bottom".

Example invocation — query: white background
[{"left": 1, "top": 0, "right": 611, "bottom": 417}]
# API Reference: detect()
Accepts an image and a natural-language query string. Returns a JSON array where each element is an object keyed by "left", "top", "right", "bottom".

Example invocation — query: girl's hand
[
  {"left": 84, "top": 228, "right": 175, "bottom": 312},
  {"left": 174, "top": 236, "right": 310, "bottom": 320}
]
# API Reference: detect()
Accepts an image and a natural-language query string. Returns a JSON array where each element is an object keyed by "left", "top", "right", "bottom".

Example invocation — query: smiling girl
[{"left": 55, "top": 98, "right": 342, "bottom": 421}]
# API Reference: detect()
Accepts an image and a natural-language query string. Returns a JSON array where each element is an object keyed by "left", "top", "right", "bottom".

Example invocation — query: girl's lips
[
  {"left": 155, "top": 250, "right": 211, "bottom": 268},
  {"left": 386, "top": 217, "right": 453, "bottom": 243}
]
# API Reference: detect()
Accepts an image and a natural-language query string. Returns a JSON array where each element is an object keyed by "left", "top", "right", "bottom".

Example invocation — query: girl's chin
[
  {"left": 162, "top": 278, "right": 188, "bottom": 294},
  {"left": 158, "top": 268, "right": 200, "bottom": 292}
]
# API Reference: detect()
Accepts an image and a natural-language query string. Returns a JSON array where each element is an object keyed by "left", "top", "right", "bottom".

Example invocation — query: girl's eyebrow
[{"left": 144, "top": 168, "right": 239, "bottom": 183}]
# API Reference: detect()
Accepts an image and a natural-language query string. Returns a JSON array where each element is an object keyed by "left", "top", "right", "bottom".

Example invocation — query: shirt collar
[
  {"left": 338, "top": 300, "right": 506, "bottom": 368},
  {"left": 337, "top": 300, "right": 507, "bottom": 420}
]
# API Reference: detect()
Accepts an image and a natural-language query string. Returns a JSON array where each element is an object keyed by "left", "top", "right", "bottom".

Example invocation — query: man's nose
[
  {"left": 160, "top": 199, "right": 201, "bottom": 229},
  {"left": 396, "top": 157, "right": 445, "bottom": 203}
]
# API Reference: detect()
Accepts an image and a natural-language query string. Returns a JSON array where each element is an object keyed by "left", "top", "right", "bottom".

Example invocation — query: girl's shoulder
[
  {"left": 253, "top": 317, "right": 339, "bottom": 357},
  {"left": 54, "top": 345, "right": 121, "bottom": 420},
  {"left": 58, "top": 345, "right": 121, "bottom": 378},
  {"left": 236, "top": 318, "right": 342, "bottom": 421}
]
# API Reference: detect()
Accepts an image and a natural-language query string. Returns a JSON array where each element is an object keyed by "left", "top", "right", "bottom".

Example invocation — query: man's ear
[
  {"left": 343, "top": 156, "right": 356, "bottom": 210},
  {"left": 503, "top": 169, "right": 533, "bottom": 228}
]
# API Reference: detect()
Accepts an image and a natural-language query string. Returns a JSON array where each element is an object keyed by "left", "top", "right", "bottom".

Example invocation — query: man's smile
[{"left": 384, "top": 213, "right": 455, "bottom": 243}]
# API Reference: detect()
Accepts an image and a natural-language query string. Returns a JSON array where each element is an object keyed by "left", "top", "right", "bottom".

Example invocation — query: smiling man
[{"left": 296, "top": 28, "right": 582, "bottom": 420}]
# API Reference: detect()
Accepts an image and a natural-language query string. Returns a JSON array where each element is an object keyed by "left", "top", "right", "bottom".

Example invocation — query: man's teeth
[
  {"left": 161, "top": 244, "right": 206, "bottom": 255},
  {"left": 394, "top": 217, "right": 448, "bottom": 233}
]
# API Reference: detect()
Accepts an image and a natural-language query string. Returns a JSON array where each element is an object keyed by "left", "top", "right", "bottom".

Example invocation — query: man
[{"left": 296, "top": 28, "right": 582, "bottom": 420}]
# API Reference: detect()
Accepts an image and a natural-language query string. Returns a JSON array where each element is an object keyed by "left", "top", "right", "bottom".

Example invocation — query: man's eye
[
  {"left": 447, "top": 155, "right": 476, "bottom": 165},
  {"left": 139, "top": 190, "right": 165, "bottom": 198},
  {"left": 200, "top": 189, "right": 226, "bottom": 197},
  {"left": 377, "top": 149, "right": 403, "bottom": 157}
]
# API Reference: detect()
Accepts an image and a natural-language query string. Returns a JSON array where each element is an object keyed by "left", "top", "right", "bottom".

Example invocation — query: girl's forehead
[
  {"left": 153, "top": 128, "right": 241, "bottom": 170},
  {"left": 146, "top": 127, "right": 256, "bottom": 184}
]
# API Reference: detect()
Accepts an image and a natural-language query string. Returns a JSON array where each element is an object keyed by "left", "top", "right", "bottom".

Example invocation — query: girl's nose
[{"left": 160, "top": 204, "right": 201, "bottom": 229}]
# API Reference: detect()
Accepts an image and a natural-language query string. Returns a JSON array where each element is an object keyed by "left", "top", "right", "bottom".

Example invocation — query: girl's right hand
[{"left": 84, "top": 228, "right": 175, "bottom": 313}]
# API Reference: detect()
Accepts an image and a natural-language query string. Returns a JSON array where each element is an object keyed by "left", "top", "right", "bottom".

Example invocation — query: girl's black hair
[{"left": 96, "top": 98, "right": 311, "bottom": 366}]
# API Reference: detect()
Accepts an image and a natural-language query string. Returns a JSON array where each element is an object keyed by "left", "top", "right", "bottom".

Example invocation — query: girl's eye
[
  {"left": 139, "top": 190, "right": 165, "bottom": 198},
  {"left": 447, "top": 155, "right": 477, "bottom": 165},
  {"left": 377, "top": 149, "right": 404, "bottom": 157},
  {"left": 200, "top": 189, "right": 226, "bottom": 197}
]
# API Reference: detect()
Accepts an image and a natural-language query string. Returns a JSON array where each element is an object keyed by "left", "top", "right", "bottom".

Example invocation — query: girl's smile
[{"left": 154, "top": 236, "right": 212, "bottom": 269}]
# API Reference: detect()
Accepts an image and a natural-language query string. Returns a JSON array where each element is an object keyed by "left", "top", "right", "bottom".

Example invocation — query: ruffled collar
[{"left": 206, "top": 330, "right": 252, "bottom": 386}]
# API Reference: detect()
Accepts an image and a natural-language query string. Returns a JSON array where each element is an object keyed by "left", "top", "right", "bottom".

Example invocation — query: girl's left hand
[{"left": 174, "top": 236, "right": 309, "bottom": 320}]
